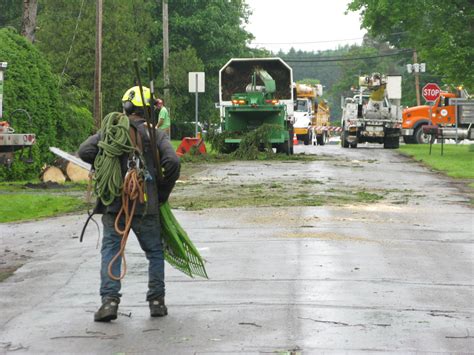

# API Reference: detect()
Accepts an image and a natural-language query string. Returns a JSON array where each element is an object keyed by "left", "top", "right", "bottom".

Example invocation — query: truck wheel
[
  {"left": 350, "top": 142, "right": 357, "bottom": 148},
  {"left": 223, "top": 143, "right": 238, "bottom": 154},
  {"left": 403, "top": 135, "right": 416, "bottom": 144},
  {"left": 318, "top": 132, "right": 326, "bottom": 146},
  {"left": 289, "top": 129, "right": 294, "bottom": 154},
  {"left": 415, "top": 126, "right": 430, "bottom": 144},
  {"left": 278, "top": 140, "right": 291, "bottom": 155},
  {"left": 303, "top": 132, "right": 310, "bottom": 145},
  {"left": 384, "top": 136, "right": 400, "bottom": 149},
  {"left": 341, "top": 131, "right": 349, "bottom": 148}
]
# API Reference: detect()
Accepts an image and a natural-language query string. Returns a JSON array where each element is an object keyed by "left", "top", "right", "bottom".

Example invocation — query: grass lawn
[
  {"left": 399, "top": 144, "right": 474, "bottom": 179},
  {"left": 171, "top": 139, "right": 181, "bottom": 150},
  {"left": 0, "top": 194, "right": 86, "bottom": 223}
]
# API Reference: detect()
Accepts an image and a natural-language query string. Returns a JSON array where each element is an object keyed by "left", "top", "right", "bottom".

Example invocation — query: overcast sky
[{"left": 244, "top": 0, "right": 366, "bottom": 53}]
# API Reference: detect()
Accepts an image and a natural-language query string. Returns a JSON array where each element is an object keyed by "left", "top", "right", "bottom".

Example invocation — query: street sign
[
  {"left": 188, "top": 72, "right": 205, "bottom": 137},
  {"left": 188, "top": 72, "right": 205, "bottom": 93},
  {"left": 422, "top": 83, "right": 441, "bottom": 102}
]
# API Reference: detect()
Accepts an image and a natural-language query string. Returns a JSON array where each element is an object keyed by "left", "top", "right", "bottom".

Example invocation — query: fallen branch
[
  {"left": 298, "top": 317, "right": 367, "bottom": 327},
  {"left": 238, "top": 322, "right": 262, "bottom": 328}
]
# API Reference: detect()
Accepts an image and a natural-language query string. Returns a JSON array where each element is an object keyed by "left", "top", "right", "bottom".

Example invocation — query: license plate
[{"left": 366, "top": 126, "right": 383, "bottom": 132}]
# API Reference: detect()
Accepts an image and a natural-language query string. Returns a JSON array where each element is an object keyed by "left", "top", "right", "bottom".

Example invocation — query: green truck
[{"left": 218, "top": 58, "right": 294, "bottom": 154}]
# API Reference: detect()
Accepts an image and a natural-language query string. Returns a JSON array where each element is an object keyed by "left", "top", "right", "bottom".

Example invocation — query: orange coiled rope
[{"left": 107, "top": 167, "right": 145, "bottom": 280}]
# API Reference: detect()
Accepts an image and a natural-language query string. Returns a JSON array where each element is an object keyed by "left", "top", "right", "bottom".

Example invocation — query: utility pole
[
  {"left": 162, "top": 0, "right": 170, "bottom": 109},
  {"left": 21, "top": 0, "right": 38, "bottom": 43},
  {"left": 93, "top": 0, "right": 103, "bottom": 130},
  {"left": 413, "top": 50, "right": 421, "bottom": 106}
]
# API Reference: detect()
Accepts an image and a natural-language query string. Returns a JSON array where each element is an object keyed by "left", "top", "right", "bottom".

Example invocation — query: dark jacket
[{"left": 78, "top": 115, "right": 180, "bottom": 215}]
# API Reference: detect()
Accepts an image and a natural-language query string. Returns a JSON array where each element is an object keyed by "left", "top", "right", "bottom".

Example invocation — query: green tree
[
  {"left": 0, "top": 0, "right": 22, "bottom": 30},
  {"left": 157, "top": 46, "right": 204, "bottom": 125},
  {"left": 148, "top": 0, "right": 255, "bottom": 127},
  {"left": 297, "top": 78, "right": 320, "bottom": 85},
  {"left": 347, "top": 0, "right": 474, "bottom": 90},
  {"left": 36, "top": 0, "right": 153, "bottom": 115}
]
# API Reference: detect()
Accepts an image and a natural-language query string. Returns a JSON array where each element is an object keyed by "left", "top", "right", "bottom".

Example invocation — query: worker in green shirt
[{"left": 156, "top": 99, "right": 171, "bottom": 137}]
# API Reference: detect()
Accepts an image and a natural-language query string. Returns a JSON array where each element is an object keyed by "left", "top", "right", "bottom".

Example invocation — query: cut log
[
  {"left": 41, "top": 166, "right": 66, "bottom": 184},
  {"left": 66, "top": 162, "right": 90, "bottom": 182}
]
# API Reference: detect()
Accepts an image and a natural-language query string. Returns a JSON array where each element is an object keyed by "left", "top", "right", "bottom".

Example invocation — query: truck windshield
[{"left": 296, "top": 99, "right": 308, "bottom": 112}]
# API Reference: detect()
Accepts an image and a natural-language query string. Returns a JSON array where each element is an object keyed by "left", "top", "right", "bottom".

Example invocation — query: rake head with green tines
[{"left": 160, "top": 202, "right": 208, "bottom": 278}]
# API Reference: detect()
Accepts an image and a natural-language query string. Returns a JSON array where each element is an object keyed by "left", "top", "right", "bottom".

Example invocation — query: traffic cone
[{"left": 293, "top": 133, "right": 298, "bottom": 145}]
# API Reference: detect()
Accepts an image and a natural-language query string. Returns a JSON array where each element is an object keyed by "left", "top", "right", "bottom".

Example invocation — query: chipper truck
[
  {"left": 340, "top": 73, "right": 402, "bottom": 149},
  {"left": 218, "top": 58, "right": 294, "bottom": 154}
]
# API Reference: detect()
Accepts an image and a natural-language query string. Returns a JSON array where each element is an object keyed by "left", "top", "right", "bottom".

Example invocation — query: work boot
[
  {"left": 94, "top": 297, "right": 119, "bottom": 322},
  {"left": 149, "top": 297, "right": 168, "bottom": 317}
]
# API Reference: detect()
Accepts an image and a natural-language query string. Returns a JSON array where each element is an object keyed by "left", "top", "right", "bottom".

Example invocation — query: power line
[
  {"left": 252, "top": 36, "right": 365, "bottom": 45},
  {"left": 283, "top": 50, "right": 413, "bottom": 63},
  {"left": 61, "top": 0, "right": 86, "bottom": 77},
  {"left": 250, "top": 32, "right": 408, "bottom": 46}
]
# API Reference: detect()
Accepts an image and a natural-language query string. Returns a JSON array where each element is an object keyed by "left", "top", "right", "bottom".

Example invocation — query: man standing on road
[
  {"left": 156, "top": 98, "right": 171, "bottom": 137},
  {"left": 78, "top": 86, "right": 180, "bottom": 322}
]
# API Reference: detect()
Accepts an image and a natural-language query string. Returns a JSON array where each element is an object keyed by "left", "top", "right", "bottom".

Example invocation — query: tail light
[
  {"left": 265, "top": 99, "right": 279, "bottom": 105},
  {"left": 232, "top": 99, "right": 247, "bottom": 105}
]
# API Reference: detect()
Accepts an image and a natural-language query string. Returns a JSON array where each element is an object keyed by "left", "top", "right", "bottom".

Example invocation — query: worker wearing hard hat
[{"left": 78, "top": 86, "right": 180, "bottom": 322}]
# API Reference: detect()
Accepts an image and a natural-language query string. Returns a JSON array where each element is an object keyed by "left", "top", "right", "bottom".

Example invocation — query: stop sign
[{"left": 422, "top": 83, "right": 441, "bottom": 102}]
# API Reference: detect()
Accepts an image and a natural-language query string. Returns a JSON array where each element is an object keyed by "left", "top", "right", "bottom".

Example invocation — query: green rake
[{"left": 160, "top": 202, "right": 208, "bottom": 278}]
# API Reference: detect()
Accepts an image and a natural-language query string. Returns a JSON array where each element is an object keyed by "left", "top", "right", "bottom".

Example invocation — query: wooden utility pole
[
  {"left": 163, "top": 0, "right": 170, "bottom": 108},
  {"left": 413, "top": 50, "right": 421, "bottom": 106},
  {"left": 21, "top": 0, "right": 38, "bottom": 43},
  {"left": 93, "top": 0, "right": 103, "bottom": 130}
]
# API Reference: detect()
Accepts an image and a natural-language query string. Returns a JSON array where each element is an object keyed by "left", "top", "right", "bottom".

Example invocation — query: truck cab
[
  {"left": 293, "top": 97, "right": 314, "bottom": 145},
  {"left": 402, "top": 92, "right": 458, "bottom": 144}
]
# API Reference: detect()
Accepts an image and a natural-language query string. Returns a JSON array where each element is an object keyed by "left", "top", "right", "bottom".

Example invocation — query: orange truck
[{"left": 402, "top": 88, "right": 471, "bottom": 143}]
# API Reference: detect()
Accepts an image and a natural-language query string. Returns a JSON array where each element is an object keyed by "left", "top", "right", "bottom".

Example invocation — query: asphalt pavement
[{"left": 0, "top": 144, "right": 473, "bottom": 354}]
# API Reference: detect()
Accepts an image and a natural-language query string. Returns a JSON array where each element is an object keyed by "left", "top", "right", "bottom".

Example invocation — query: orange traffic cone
[{"left": 293, "top": 133, "right": 298, "bottom": 145}]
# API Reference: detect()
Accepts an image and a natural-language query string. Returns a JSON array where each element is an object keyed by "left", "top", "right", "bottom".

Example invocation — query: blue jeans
[{"left": 100, "top": 213, "right": 165, "bottom": 302}]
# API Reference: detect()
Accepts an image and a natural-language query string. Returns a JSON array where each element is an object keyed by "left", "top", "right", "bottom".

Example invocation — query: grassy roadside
[
  {"left": 0, "top": 193, "right": 87, "bottom": 223},
  {"left": 399, "top": 144, "right": 474, "bottom": 179},
  {"left": 399, "top": 144, "right": 474, "bottom": 205},
  {"left": 170, "top": 182, "right": 386, "bottom": 211}
]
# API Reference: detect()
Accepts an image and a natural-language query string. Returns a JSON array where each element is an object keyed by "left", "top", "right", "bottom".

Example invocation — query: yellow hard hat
[{"left": 122, "top": 86, "right": 151, "bottom": 107}]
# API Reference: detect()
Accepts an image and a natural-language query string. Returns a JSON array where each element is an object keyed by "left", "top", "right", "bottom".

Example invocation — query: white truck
[
  {"left": 340, "top": 73, "right": 402, "bottom": 149},
  {"left": 293, "top": 83, "right": 331, "bottom": 146}
]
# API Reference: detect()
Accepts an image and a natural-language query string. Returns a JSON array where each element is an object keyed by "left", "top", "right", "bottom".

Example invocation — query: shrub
[{"left": 0, "top": 28, "right": 93, "bottom": 180}]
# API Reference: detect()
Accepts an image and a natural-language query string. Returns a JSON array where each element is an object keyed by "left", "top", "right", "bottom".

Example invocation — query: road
[{"left": 1, "top": 143, "right": 473, "bottom": 354}]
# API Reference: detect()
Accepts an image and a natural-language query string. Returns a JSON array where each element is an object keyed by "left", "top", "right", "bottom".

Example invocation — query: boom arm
[{"left": 253, "top": 68, "right": 276, "bottom": 94}]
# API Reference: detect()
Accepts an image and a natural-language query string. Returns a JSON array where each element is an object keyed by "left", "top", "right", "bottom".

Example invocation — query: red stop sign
[{"left": 422, "top": 83, "right": 441, "bottom": 102}]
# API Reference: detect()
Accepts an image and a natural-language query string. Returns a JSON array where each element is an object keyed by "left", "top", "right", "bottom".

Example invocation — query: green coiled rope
[{"left": 94, "top": 112, "right": 135, "bottom": 206}]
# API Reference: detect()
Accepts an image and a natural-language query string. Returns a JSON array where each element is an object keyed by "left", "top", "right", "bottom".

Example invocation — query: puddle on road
[
  {"left": 246, "top": 210, "right": 320, "bottom": 226},
  {"left": 341, "top": 203, "right": 406, "bottom": 212},
  {"left": 279, "top": 231, "right": 379, "bottom": 243}
]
